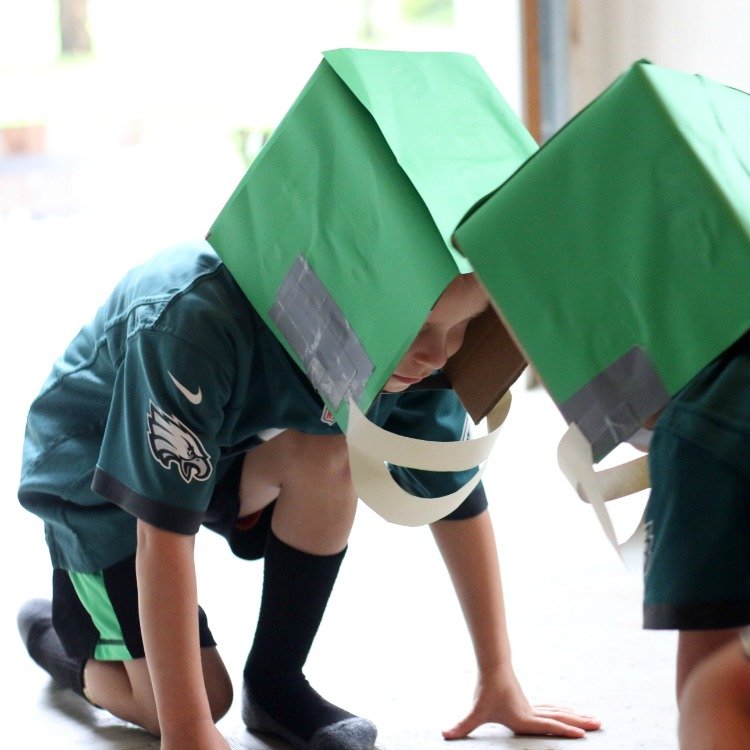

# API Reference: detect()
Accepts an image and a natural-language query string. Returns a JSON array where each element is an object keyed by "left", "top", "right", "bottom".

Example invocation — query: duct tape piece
[
  {"left": 559, "top": 347, "right": 670, "bottom": 462},
  {"left": 270, "top": 256, "right": 374, "bottom": 409},
  {"left": 346, "top": 391, "right": 510, "bottom": 526},
  {"left": 558, "top": 422, "right": 651, "bottom": 571}
]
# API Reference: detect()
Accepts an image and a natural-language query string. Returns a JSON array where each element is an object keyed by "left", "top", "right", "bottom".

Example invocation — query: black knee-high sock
[
  {"left": 17, "top": 599, "right": 87, "bottom": 698},
  {"left": 243, "top": 530, "right": 373, "bottom": 745}
]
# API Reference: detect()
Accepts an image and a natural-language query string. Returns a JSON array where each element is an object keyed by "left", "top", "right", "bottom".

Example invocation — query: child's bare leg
[
  {"left": 19, "top": 598, "right": 232, "bottom": 739},
  {"left": 84, "top": 659, "right": 159, "bottom": 734},
  {"left": 676, "top": 628, "right": 740, "bottom": 699},
  {"left": 678, "top": 636, "right": 750, "bottom": 750},
  {"left": 84, "top": 648, "right": 232, "bottom": 736},
  {"left": 238, "top": 430, "right": 376, "bottom": 749},
  {"left": 238, "top": 430, "right": 356, "bottom": 553},
  {"left": 271, "top": 433, "right": 357, "bottom": 553}
]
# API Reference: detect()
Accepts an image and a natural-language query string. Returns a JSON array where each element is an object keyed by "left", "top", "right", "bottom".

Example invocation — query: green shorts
[
  {"left": 644, "top": 335, "right": 750, "bottom": 630},
  {"left": 52, "top": 553, "right": 217, "bottom": 661}
]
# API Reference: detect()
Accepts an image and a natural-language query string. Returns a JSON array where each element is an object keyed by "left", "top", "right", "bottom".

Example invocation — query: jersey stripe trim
[
  {"left": 92, "top": 468, "right": 204, "bottom": 535},
  {"left": 644, "top": 600, "right": 750, "bottom": 630}
]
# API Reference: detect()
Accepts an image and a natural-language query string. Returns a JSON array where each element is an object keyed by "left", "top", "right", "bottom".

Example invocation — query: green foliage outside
[{"left": 401, "top": 0, "right": 453, "bottom": 25}]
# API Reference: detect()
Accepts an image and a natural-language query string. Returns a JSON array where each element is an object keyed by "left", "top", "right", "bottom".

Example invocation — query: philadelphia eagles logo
[{"left": 147, "top": 402, "right": 212, "bottom": 483}]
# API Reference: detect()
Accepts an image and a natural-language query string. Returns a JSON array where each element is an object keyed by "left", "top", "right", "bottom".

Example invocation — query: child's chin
[{"left": 382, "top": 380, "right": 409, "bottom": 394}]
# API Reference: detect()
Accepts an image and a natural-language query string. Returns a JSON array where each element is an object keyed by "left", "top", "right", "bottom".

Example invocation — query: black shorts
[
  {"left": 53, "top": 454, "right": 274, "bottom": 662},
  {"left": 52, "top": 554, "right": 217, "bottom": 662},
  {"left": 202, "top": 453, "right": 275, "bottom": 560}
]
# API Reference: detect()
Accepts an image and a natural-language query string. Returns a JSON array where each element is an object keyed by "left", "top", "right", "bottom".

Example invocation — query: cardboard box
[
  {"left": 207, "top": 48, "right": 535, "bottom": 428},
  {"left": 455, "top": 60, "right": 750, "bottom": 461}
]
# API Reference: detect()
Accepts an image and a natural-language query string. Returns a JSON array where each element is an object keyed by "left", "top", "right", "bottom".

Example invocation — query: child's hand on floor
[{"left": 442, "top": 670, "right": 601, "bottom": 740}]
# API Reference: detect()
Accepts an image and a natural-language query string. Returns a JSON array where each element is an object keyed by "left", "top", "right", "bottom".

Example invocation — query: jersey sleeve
[
  {"left": 382, "top": 389, "right": 488, "bottom": 520},
  {"left": 92, "top": 328, "right": 232, "bottom": 535}
]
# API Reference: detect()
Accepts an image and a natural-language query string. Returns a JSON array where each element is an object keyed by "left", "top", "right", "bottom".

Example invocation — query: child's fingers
[
  {"left": 442, "top": 712, "right": 482, "bottom": 740},
  {"left": 442, "top": 704, "right": 601, "bottom": 740},
  {"left": 531, "top": 704, "right": 602, "bottom": 730}
]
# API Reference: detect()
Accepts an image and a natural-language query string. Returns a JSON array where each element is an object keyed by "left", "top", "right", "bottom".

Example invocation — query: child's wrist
[{"left": 477, "top": 659, "right": 517, "bottom": 684}]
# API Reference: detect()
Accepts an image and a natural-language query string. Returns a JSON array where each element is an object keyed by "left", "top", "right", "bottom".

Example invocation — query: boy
[
  {"left": 446, "top": 56, "right": 750, "bottom": 750},
  {"left": 17, "top": 242, "right": 599, "bottom": 750},
  {"left": 642, "top": 331, "right": 750, "bottom": 701}
]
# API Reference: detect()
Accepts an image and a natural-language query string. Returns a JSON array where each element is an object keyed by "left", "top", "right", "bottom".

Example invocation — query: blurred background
[
  {"left": 4, "top": 0, "right": 750, "bottom": 424},
  {"left": 2, "top": 2, "right": 750, "bottom": 748}
]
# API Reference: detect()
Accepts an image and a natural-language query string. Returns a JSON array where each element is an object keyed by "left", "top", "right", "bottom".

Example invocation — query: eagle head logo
[{"left": 147, "top": 402, "right": 212, "bottom": 483}]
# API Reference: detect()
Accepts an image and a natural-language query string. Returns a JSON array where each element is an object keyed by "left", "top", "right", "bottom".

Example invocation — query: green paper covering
[
  {"left": 455, "top": 60, "right": 750, "bottom": 460},
  {"left": 207, "top": 48, "right": 536, "bottom": 428}
]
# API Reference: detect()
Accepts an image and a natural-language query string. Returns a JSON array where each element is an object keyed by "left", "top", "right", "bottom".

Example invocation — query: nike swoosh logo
[{"left": 168, "top": 372, "right": 203, "bottom": 405}]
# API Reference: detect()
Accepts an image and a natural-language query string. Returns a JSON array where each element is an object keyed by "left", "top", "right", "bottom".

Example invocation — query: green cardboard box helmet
[
  {"left": 207, "top": 48, "right": 536, "bottom": 431},
  {"left": 455, "top": 60, "right": 750, "bottom": 464}
]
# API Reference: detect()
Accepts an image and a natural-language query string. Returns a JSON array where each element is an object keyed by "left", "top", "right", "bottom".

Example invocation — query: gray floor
[{"left": 0, "top": 175, "right": 678, "bottom": 748}]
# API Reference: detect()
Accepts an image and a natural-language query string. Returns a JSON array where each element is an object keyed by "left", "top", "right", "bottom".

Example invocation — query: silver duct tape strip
[
  {"left": 270, "top": 256, "right": 374, "bottom": 409},
  {"left": 559, "top": 346, "right": 670, "bottom": 460}
]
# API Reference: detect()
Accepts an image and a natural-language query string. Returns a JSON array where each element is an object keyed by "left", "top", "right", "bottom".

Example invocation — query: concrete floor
[{"left": 0, "top": 164, "right": 679, "bottom": 749}]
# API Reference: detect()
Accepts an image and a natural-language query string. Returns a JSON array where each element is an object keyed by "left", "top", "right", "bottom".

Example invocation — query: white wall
[{"left": 569, "top": 0, "right": 750, "bottom": 113}]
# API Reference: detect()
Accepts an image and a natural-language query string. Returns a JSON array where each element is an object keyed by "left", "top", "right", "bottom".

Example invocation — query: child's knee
[
  {"left": 296, "top": 433, "right": 353, "bottom": 492},
  {"left": 203, "top": 648, "right": 234, "bottom": 721},
  {"left": 209, "top": 678, "right": 234, "bottom": 722},
  {"left": 271, "top": 431, "right": 354, "bottom": 498}
]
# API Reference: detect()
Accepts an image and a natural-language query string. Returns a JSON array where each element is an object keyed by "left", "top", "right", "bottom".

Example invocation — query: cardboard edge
[{"left": 444, "top": 298, "right": 527, "bottom": 424}]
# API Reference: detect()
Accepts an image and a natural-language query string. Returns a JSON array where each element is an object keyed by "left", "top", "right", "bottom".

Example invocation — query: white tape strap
[
  {"left": 346, "top": 392, "right": 510, "bottom": 526},
  {"left": 347, "top": 393, "right": 507, "bottom": 471},
  {"left": 557, "top": 423, "right": 650, "bottom": 568},
  {"left": 594, "top": 455, "right": 650, "bottom": 502},
  {"left": 347, "top": 443, "right": 485, "bottom": 526}
]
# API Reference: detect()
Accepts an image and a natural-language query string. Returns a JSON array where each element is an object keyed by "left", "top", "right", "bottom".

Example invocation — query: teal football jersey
[{"left": 19, "top": 243, "right": 481, "bottom": 572}]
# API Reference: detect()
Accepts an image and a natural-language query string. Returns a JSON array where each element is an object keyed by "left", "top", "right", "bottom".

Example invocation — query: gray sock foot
[
  {"left": 242, "top": 682, "right": 377, "bottom": 750},
  {"left": 17, "top": 598, "right": 86, "bottom": 698}
]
